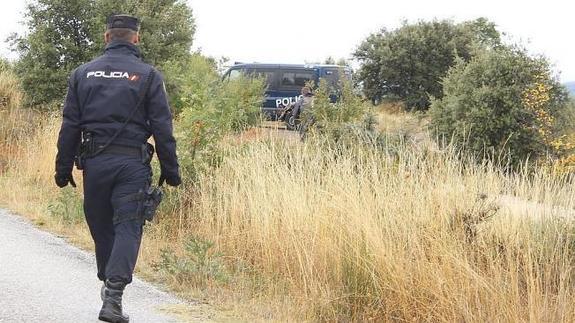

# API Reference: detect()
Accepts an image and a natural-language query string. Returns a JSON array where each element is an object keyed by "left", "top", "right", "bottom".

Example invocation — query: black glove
[
  {"left": 55, "top": 173, "right": 76, "bottom": 188},
  {"left": 158, "top": 173, "right": 182, "bottom": 187}
]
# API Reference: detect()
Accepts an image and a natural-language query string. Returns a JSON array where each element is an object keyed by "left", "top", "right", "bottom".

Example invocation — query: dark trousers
[{"left": 82, "top": 154, "right": 151, "bottom": 284}]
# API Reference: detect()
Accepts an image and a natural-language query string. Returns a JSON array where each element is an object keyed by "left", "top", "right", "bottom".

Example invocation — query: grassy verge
[{"left": 2, "top": 106, "right": 575, "bottom": 321}]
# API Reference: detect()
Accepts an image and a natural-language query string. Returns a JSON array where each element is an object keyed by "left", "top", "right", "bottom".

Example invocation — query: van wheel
[{"left": 286, "top": 115, "right": 299, "bottom": 130}]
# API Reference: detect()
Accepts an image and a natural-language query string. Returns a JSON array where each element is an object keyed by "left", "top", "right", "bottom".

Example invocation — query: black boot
[{"left": 98, "top": 280, "right": 129, "bottom": 323}]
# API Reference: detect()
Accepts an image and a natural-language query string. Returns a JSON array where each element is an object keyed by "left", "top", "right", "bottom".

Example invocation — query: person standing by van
[{"left": 288, "top": 85, "right": 314, "bottom": 131}]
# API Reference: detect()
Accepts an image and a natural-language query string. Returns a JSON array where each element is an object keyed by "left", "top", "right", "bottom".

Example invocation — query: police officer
[
  {"left": 55, "top": 15, "right": 181, "bottom": 323},
  {"left": 288, "top": 85, "right": 314, "bottom": 133}
]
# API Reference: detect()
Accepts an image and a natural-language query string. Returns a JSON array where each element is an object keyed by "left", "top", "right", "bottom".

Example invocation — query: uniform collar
[{"left": 104, "top": 41, "right": 142, "bottom": 59}]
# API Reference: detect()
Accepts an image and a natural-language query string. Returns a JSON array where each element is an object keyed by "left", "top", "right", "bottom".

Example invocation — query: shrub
[
  {"left": 164, "top": 54, "right": 265, "bottom": 182},
  {"left": 429, "top": 47, "right": 570, "bottom": 167},
  {"left": 47, "top": 187, "right": 84, "bottom": 224},
  {"left": 153, "top": 235, "right": 229, "bottom": 286},
  {"left": 551, "top": 99, "right": 575, "bottom": 172},
  {"left": 354, "top": 18, "right": 501, "bottom": 109},
  {"left": 300, "top": 77, "right": 368, "bottom": 142}
]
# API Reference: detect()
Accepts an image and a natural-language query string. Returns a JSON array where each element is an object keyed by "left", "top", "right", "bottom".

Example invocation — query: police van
[{"left": 223, "top": 63, "right": 352, "bottom": 119}]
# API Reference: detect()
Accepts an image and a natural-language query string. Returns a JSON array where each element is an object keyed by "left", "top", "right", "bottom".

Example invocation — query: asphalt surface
[{"left": 0, "top": 209, "right": 185, "bottom": 323}]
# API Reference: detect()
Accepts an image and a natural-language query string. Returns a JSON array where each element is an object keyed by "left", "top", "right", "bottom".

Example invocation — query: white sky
[{"left": 1, "top": 0, "right": 573, "bottom": 81}]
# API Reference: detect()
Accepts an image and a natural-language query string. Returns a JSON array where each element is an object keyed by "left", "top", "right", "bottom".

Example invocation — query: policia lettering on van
[{"left": 223, "top": 63, "right": 352, "bottom": 121}]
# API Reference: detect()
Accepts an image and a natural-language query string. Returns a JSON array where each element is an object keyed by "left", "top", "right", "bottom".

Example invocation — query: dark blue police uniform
[
  {"left": 55, "top": 31, "right": 180, "bottom": 285},
  {"left": 55, "top": 15, "right": 181, "bottom": 322}
]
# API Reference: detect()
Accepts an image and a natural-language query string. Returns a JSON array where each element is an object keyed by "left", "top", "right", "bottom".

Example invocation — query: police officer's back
[{"left": 55, "top": 15, "right": 181, "bottom": 323}]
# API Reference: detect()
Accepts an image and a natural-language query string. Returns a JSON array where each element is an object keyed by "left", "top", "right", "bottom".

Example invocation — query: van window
[
  {"left": 280, "top": 71, "right": 315, "bottom": 88},
  {"left": 247, "top": 69, "right": 275, "bottom": 84},
  {"left": 228, "top": 69, "right": 242, "bottom": 80}
]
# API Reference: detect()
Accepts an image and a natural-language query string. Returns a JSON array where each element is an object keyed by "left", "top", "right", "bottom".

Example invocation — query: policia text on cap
[{"left": 55, "top": 14, "right": 181, "bottom": 323}]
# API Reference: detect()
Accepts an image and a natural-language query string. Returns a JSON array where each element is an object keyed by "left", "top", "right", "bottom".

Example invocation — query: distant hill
[{"left": 565, "top": 82, "right": 575, "bottom": 96}]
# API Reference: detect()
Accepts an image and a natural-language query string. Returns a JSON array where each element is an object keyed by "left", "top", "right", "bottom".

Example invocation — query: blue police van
[{"left": 223, "top": 63, "right": 352, "bottom": 119}]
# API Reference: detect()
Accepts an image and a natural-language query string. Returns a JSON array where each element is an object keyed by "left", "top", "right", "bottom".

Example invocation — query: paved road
[{"left": 0, "top": 210, "right": 185, "bottom": 323}]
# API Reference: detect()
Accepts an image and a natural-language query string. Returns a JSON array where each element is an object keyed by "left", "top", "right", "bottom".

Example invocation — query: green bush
[
  {"left": 301, "top": 77, "right": 369, "bottom": 142},
  {"left": 556, "top": 99, "right": 575, "bottom": 136},
  {"left": 153, "top": 235, "right": 229, "bottom": 286},
  {"left": 47, "top": 187, "right": 84, "bottom": 224},
  {"left": 354, "top": 18, "right": 501, "bottom": 110},
  {"left": 429, "top": 47, "right": 569, "bottom": 166},
  {"left": 164, "top": 54, "right": 265, "bottom": 181}
]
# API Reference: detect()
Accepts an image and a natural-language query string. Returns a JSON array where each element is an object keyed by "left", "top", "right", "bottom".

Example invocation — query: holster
[
  {"left": 138, "top": 186, "right": 163, "bottom": 223},
  {"left": 141, "top": 143, "right": 154, "bottom": 165},
  {"left": 75, "top": 132, "right": 95, "bottom": 170},
  {"left": 113, "top": 185, "right": 163, "bottom": 224}
]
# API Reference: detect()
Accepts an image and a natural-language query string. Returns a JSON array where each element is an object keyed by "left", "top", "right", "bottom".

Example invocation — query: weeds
[
  {"left": 47, "top": 187, "right": 84, "bottom": 225},
  {"left": 449, "top": 194, "right": 499, "bottom": 243},
  {"left": 154, "top": 236, "right": 229, "bottom": 286},
  {"left": 0, "top": 68, "right": 23, "bottom": 111}
]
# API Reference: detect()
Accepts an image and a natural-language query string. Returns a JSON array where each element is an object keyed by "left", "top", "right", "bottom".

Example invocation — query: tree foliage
[
  {"left": 324, "top": 56, "right": 350, "bottom": 67},
  {"left": 94, "top": 0, "right": 195, "bottom": 66},
  {"left": 429, "top": 47, "right": 569, "bottom": 166},
  {"left": 10, "top": 0, "right": 195, "bottom": 107},
  {"left": 9, "top": 0, "right": 98, "bottom": 107},
  {"left": 354, "top": 18, "right": 501, "bottom": 110}
]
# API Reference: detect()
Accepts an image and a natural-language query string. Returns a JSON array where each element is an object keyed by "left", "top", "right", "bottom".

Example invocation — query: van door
[
  {"left": 266, "top": 69, "right": 316, "bottom": 118},
  {"left": 246, "top": 67, "right": 279, "bottom": 119},
  {"left": 320, "top": 67, "right": 352, "bottom": 102}
]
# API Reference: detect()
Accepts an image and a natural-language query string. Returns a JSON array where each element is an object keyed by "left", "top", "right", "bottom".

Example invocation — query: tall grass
[
  {"left": 0, "top": 69, "right": 41, "bottom": 173},
  {"left": 181, "top": 137, "right": 575, "bottom": 321},
  {"left": 0, "top": 68, "right": 22, "bottom": 111},
  {"left": 2, "top": 107, "right": 575, "bottom": 321}
]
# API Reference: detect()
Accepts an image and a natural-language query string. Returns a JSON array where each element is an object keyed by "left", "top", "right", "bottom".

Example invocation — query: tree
[
  {"left": 94, "top": 0, "right": 195, "bottom": 67},
  {"left": 324, "top": 56, "right": 350, "bottom": 67},
  {"left": 354, "top": 18, "right": 501, "bottom": 110},
  {"left": 324, "top": 56, "right": 336, "bottom": 65},
  {"left": 9, "top": 0, "right": 99, "bottom": 107},
  {"left": 10, "top": 0, "right": 195, "bottom": 107},
  {"left": 429, "top": 47, "right": 569, "bottom": 166}
]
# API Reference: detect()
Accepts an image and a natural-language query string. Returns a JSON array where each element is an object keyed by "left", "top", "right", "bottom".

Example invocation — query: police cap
[{"left": 107, "top": 15, "right": 140, "bottom": 31}]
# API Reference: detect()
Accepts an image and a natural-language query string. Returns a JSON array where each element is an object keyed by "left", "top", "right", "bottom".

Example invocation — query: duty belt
[{"left": 97, "top": 144, "right": 142, "bottom": 157}]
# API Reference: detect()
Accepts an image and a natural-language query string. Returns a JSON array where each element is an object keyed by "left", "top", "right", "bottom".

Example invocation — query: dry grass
[
  {"left": 0, "top": 70, "right": 36, "bottom": 172},
  {"left": 0, "top": 69, "right": 23, "bottom": 111},
  {"left": 2, "top": 108, "right": 575, "bottom": 322},
  {"left": 372, "top": 102, "right": 432, "bottom": 147},
  {"left": 0, "top": 114, "right": 94, "bottom": 248},
  {"left": 178, "top": 136, "right": 575, "bottom": 322}
]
